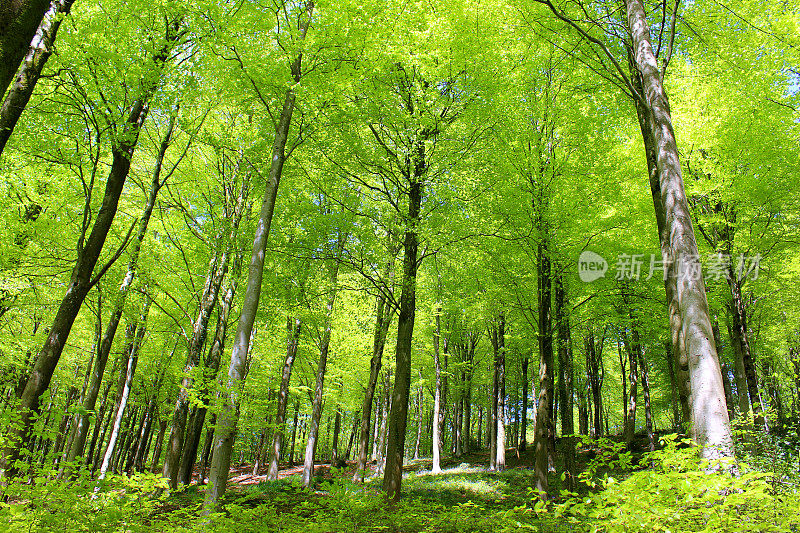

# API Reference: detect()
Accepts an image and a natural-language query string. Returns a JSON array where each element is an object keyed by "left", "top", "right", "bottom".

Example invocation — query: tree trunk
[
  {"left": 164, "top": 248, "right": 228, "bottom": 488},
  {"left": 624, "top": 330, "right": 639, "bottom": 450},
  {"left": 179, "top": 260, "right": 242, "bottom": 485},
  {"left": 267, "top": 316, "right": 301, "bottom": 480},
  {"left": 4, "top": 19, "right": 181, "bottom": 478},
  {"left": 331, "top": 407, "right": 342, "bottom": 464},
  {"left": 0, "top": 0, "right": 51, "bottom": 98},
  {"left": 495, "top": 313, "right": 506, "bottom": 472},
  {"left": 353, "top": 289, "right": 393, "bottom": 482},
  {"left": 382, "top": 174, "right": 422, "bottom": 501},
  {"left": 432, "top": 306, "right": 444, "bottom": 473},
  {"left": 520, "top": 354, "right": 529, "bottom": 452},
  {"left": 625, "top": 0, "right": 734, "bottom": 461},
  {"left": 534, "top": 240, "right": 553, "bottom": 498},
  {"left": 204, "top": 4, "right": 312, "bottom": 506},
  {"left": 64, "top": 113, "right": 176, "bottom": 472},
  {"left": 663, "top": 341, "right": 681, "bottom": 429},
  {"left": 555, "top": 272, "right": 575, "bottom": 488},
  {"left": 302, "top": 233, "right": 344, "bottom": 487},
  {"left": 0, "top": 0, "right": 76, "bottom": 156},
  {"left": 288, "top": 399, "right": 300, "bottom": 466},
  {"left": 728, "top": 286, "right": 761, "bottom": 425},
  {"left": 98, "top": 296, "right": 150, "bottom": 479},
  {"left": 150, "top": 419, "right": 168, "bottom": 473},
  {"left": 638, "top": 340, "right": 655, "bottom": 452}
]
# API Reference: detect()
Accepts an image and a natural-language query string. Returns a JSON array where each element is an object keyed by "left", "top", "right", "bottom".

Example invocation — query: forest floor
[
  {"left": 146, "top": 445, "right": 584, "bottom": 532},
  {"left": 8, "top": 431, "right": 797, "bottom": 531}
]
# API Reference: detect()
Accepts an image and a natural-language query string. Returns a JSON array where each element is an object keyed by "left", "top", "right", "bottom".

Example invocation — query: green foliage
[
  {"left": 553, "top": 434, "right": 800, "bottom": 532},
  {"left": 0, "top": 471, "right": 169, "bottom": 532}
]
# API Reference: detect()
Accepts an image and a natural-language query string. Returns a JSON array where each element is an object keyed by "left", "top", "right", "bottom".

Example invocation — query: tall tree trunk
[
  {"left": 164, "top": 249, "right": 227, "bottom": 488},
  {"left": 266, "top": 316, "right": 301, "bottom": 480},
  {"left": 728, "top": 287, "right": 761, "bottom": 425},
  {"left": 413, "top": 374, "right": 423, "bottom": 460},
  {"left": 494, "top": 313, "right": 506, "bottom": 472},
  {"left": 288, "top": 399, "right": 300, "bottom": 466},
  {"left": 353, "top": 292, "right": 393, "bottom": 482},
  {"left": 65, "top": 113, "right": 176, "bottom": 472},
  {"left": 463, "top": 339, "right": 474, "bottom": 455},
  {"left": 331, "top": 406, "right": 342, "bottom": 464},
  {"left": 637, "top": 340, "right": 655, "bottom": 452},
  {"left": 382, "top": 174, "right": 422, "bottom": 501},
  {"left": 4, "top": 19, "right": 181, "bottom": 477},
  {"left": 534, "top": 241, "right": 553, "bottom": 498},
  {"left": 625, "top": 0, "right": 733, "bottom": 460},
  {"left": 376, "top": 369, "right": 391, "bottom": 474},
  {"left": 663, "top": 341, "right": 681, "bottom": 429},
  {"left": 624, "top": 330, "right": 639, "bottom": 450},
  {"left": 555, "top": 272, "right": 575, "bottom": 489},
  {"left": 177, "top": 256, "right": 241, "bottom": 485},
  {"left": 432, "top": 306, "right": 444, "bottom": 473},
  {"left": 99, "top": 296, "right": 150, "bottom": 479},
  {"left": 0, "top": 0, "right": 76, "bottom": 156},
  {"left": 520, "top": 353, "right": 529, "bottom": 452},
  {"left": 204, "top": 4, "right": 312, "bottom": 506},
  {"left": 150, "top": 419, "right": 167, "bottom": 473},
  {"left": 712, "top": 319, "right": 735, "bottom": 421},
  {"left": 302, "top": 233, "right": 344, "bottom": 487},
  {"left": 168, "top": 161, "right": 250, "bottom": 488}
]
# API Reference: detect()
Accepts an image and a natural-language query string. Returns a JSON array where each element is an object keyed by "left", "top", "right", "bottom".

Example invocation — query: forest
[{"left": 1, "top": 0, "right": 799, "bottom": 531}]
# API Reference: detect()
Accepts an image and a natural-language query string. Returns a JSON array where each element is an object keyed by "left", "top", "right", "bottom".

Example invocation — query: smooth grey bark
[
  {"left": 625, "top": 0, "right": 734, "bottom": 460},
  {"left": 65, "top": 113, "right": 176, "bottom": 472},
  {"left": 3, "top": 19, "right": 181, "bottom": 477},
  {"left": 266, "top": 316, "right": 301, "bottom": 480},
  {"left": 0, "top": 0, "right": 76, "bottom": 156},
  {"left": 204, "top": 3, "right": 313, "bottom": 506},
  {"left": 489, "top": 313, "right": 506, "bottom": 472}
]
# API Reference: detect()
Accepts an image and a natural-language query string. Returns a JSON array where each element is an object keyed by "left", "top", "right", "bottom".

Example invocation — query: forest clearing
[{"left": 1, "top": 0, "right": 800, "bottom": 531}]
